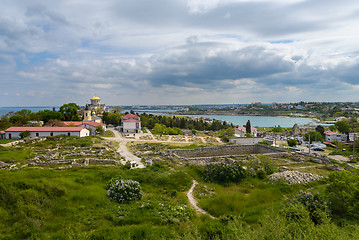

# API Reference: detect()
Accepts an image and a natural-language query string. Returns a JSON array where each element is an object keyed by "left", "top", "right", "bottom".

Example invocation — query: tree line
[{"left": 102, "top": 112, "right": 234, "bottom": 131}]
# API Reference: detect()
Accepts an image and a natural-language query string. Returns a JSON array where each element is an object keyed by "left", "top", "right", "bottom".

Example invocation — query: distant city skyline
[{"left": 1, "top": 0, "right": 359, "bottom": 107}]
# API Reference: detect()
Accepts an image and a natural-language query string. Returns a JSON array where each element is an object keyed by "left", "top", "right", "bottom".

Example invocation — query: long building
[{"left": 4, "top": 127, "right": 90, "bottom": 139}]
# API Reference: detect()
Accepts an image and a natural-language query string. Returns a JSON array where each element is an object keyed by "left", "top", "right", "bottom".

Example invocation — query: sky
[{"left": 1, "top": 0, "right": 359, "bottom": 107}]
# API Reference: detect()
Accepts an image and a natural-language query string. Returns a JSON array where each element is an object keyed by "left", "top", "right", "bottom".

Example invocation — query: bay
[
  {"left": 129, "top": 110, "right": 318, "bottom": 128},
  {"left": 0, "top": 107, "right": 59, "bottom": 117},
  {"left": 1, "top": 107, "right": 318, "bottom": 128}
]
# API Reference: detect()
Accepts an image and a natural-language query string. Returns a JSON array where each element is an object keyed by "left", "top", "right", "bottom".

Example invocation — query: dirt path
[
  {"left": 187, "top": 180, "right": 215, "bottom": 219},
  {"left": 104, "top": 129, "right": 145, "bottom": 168}
]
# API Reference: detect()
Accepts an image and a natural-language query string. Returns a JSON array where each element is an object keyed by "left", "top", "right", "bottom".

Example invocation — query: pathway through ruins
[{"left": 187, "top": 180, "right": 215, "bottom": 219}]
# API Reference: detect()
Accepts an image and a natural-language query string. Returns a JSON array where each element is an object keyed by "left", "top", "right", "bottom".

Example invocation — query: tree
[
  {"left": 272, "top": 125, "right": 284, "bottom": 133},
  {"left": 0, "top": 115, "right": 12, "bottom": 130},
  {"left": 59, "top": 103, "right": 80, "bottom": 121},
  {"left": 315, "top": 125, "right": 325, "bottom": 137},
  {"left": 19, "top": 130, "right": 30, "bottom": 138},
  {"left": 304, "top": 131, "right": 324, "bottom": 143},
  {"left": 335, "top": 121, "right": 350, "bottom": 134},
  {"left": 246, "top": 120, "right": 251, "bottom": 134},
  {"left": 95, "top": 126, "right": 104, "bottom": 135},
  {"left": 287, "top": 139, "right": 298, "bottom": 147},
  {"left": 38, "top": 110, "right": 64, "bottom": 123}
]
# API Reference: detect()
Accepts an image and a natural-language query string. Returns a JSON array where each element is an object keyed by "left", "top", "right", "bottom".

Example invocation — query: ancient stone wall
[{"left": 169, "top": 145, "right": 284, "bottom": 160}]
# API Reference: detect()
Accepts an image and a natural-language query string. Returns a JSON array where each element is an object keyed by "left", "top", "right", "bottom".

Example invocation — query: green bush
[
  {"left": 290, "top": 191, "right": 330, "bottom": 224},
  {"left": 203, "top": 162, "right": 246, "bottom": 184},
  {"left": 326, "top": 170, "right": 359, "bottom": 219},
  {"left": 256, "top": 169, "right": 267, "bottom": 179},
  {"left": 106, "top": 178, "right": 142, "bottom": 204},
  {"left": 287, "top": 139, "right": 298, "bottom": 147}
]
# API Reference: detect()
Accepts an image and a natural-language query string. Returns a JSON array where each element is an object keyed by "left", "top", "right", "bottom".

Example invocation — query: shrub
[
  {"left": 203, "top": 162, "right": 246, "bottom": 184},
  {"left": 256, "top": 169, "right": 267, "bottom": 179},
  {"left": 287, "top": 139, "right": 298, "bottom": 147},
  {"left": 289, "top": 191, "right": 329, "bottom": 224},
  {"left": 106, "top": 178, "right": 142, "bottom": 204},
  {"left": 326, "top": 170, "right": 359, "bottom": 219}
]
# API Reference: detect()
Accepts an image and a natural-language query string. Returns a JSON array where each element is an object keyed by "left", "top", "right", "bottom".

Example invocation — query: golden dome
[{"left": 91, "top": 96, "right": 100, "bottom": 100}]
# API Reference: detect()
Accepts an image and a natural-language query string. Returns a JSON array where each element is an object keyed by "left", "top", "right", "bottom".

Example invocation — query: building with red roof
[
  {"left": 324, "top": 130, "right": 347, "bottom": 142},
  {"left": 63, "top": 121, "right": 106, "bottom": 134},
  {"left": 121, "top": 113, "right": 141, "bottom": 134},
  {"left": 235, "top": 125, "right": 258, "bottom": 137},
  {"left": 0, "top": 130, "right": 5, "bottom": 139},
  {"left": 4, "top": 127, "right": 90, "bottom": 139}
]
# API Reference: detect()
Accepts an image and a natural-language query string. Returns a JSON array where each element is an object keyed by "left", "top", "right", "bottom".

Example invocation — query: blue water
[
  {"left": 179, "top": 114, "right": 317, "bottom": 128},
  {"left": 128, "top": 110, "right": 318, "bottom": 128},
  {"left": 1, "top": 107, "right": 318, "bottom": 128},
  {"left": 0, "top": 107, "right": 59, "bottom": 117}
]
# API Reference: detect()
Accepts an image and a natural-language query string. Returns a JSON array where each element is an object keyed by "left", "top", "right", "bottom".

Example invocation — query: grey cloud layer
[{"left": 1, "top": 0, "right": 359, "bottom": 105}]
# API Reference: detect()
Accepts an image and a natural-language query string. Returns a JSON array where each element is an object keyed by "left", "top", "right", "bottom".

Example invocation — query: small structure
[
  {"left": 121, "top": 113, "right": 141, "bottom": 134},
  {"left": 4, "top": 127, "right": 90, "bottom": 139},
  {"left": 324, "top": 130, "right": 347, "bottom": 142},
  {"left": 235, "top": 125, "right": 257, "bottom": 137}
]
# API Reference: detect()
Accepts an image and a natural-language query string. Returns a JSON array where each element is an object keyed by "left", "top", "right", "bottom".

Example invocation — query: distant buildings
[
  {"left": 83, "top": 95, "right": 105, "bottom": 123},
  {"left": 234, "top": 125, "right": 258, "bottom": 137}
]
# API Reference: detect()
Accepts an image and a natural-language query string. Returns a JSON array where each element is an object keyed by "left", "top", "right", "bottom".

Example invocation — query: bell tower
[{"left": 83, "top": 103, "right": 92, "bottom": 121}]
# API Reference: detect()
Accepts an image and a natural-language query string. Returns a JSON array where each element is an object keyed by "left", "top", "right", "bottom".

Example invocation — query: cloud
[{"left": 1, "top": 0, "right": 359, "bottom": 106}]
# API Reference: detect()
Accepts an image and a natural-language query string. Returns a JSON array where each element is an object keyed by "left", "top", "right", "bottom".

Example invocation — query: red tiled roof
[
  {"left": 81, "top": 122, "right": 105, "bottom": 127},
  {"left": 123, "top": 119, "right": 140, "bottom": 122},
  {"left": 121, "top": 113, "right": 140, "bottom": 119},
  {"left": 0, "top": 131, "right": 5, "bottom": 134},
  {"left": 63, "top": 121, "right": 83, "bottom": 126},
  {"left": 63, "top": 121, "right": 105, "bottom": 127},
  {"left": 235, "top": 126, "right": 257, "bottom": 132},
  {"left": 5, "top": 127, "right": 86, "bottom": 132},
  {"left": 324, "top": 130, "right": 337, "bottom": 135}
]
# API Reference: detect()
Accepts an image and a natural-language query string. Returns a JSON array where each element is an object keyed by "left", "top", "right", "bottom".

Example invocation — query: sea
[{"left": 1, "top": 107, "right": 319, "bottom": 128}]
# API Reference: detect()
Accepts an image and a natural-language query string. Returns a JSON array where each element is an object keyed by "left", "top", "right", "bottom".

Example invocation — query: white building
[
  {"left": 121, "top": 113, "right": 141, "bottom": 134},
  {"left": 4, "top": 127, "right": 90, "bottom": 139},
  {"left": 229, "top": 137, "right": 264, "bottom": 145},
  {"left": 324, "top": 130, "right": 347, "bottom": 142},
  {"left": 234, "top": 125, "right": 258, "bottom": 137}
]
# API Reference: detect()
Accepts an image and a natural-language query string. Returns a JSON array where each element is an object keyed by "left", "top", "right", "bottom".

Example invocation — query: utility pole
[
  {"left": 353, "top": 133, "right": 356, "bottom": 160},
  {"left": 308, "top": 133, "right": 311, "bottom": 154}
]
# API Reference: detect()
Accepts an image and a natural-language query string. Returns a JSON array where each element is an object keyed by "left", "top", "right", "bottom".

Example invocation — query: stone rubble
[{"left": 269, "top": 171, "right": 323, "bottom": 184}]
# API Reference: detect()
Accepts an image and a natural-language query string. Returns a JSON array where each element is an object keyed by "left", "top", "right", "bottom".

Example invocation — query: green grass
[
  {"left": 1, "top": 167, "right": 359, "bottom": 239},
  {"left": 196, "top": 179, "right": 295, "bottom": 222},
  {"left": 0, "top": 146, "right": 31, "bottom": 163},
  {"left": 101, "top": 130, "right": 115, "bottom": 137},
  {"left": 0, "top": 139, "right": 19, "bottom": 144}
]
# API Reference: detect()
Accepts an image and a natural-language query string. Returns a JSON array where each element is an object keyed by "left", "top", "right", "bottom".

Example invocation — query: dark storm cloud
[{"left": 147, "top": 44, "right": 294, "bottom": 87}]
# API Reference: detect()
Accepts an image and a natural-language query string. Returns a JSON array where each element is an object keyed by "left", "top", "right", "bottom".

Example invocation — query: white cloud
[{"left": 1, "top": 0, "right": 359, "bottom": 106}]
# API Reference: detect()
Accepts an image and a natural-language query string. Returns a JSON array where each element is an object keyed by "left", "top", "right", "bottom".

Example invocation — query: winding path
[{"left": 187, "top": 180, "right": 215, "bottom": 219}]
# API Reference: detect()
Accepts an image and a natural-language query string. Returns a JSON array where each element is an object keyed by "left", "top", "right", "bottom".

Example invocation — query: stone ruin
[{"left": 167, "top": 145, "right": 285, "bottom": 160}]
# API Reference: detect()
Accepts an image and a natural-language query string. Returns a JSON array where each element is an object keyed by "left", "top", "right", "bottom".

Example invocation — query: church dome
[{"left": 91, "top": 96, "right": 100, "bottom": 100}]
